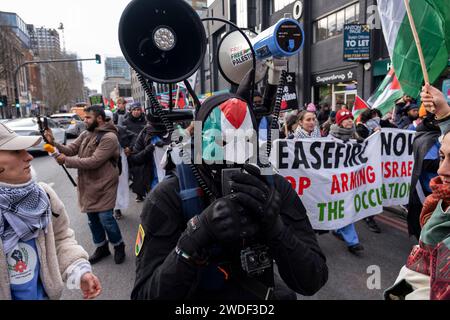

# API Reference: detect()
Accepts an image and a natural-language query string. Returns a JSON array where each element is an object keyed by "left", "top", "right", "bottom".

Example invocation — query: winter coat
[
  {"left": 396, "top": 115, "right": 414, "bottom": 129},
  {"left": 355, "top": 123, "right": 371, "bottom": 140},
  {"left": 131, "top": 173, "right": 328, "bottom": 300},
  {"left": 113, "top": 109, "right": 128, "bottom": 126},
  {"left": 123, "top": 114, "right": 146, "bottom": 145},
  {"left": 0, "top": 183, "right": 89, "bottom": 300},
  {"left": 116, "top": 125, "right": 136, "bottom": 149},
  {"left": 128, "top": 125, "right": 169, "bottom": 197},
  {"left": 407, "top": 119, "right": 440, "bottom": 239},
  {"left": 56, "top": 122, "right": 120, "bottom": 213}
]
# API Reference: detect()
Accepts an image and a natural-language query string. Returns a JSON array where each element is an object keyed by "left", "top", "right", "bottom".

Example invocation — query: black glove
[
  {"left": 143, "top": 143, "right": 155, "bottom": 154},
  {"left": 177, "top": 195, "right": 259, "bottom": 264},
  {"left": 229, "top": 164, "right": 284, "bottom": 240}
]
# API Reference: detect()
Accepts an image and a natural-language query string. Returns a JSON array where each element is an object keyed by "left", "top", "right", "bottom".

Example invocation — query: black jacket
[
  {"left": 355, "top": 123, "right": 371, "bottom": 140},
  {"left": 407, "top": 118, "right": 440, "bottom": 239},
  {"left": 128, "top": 125, "right": 169, "bottom": 196},
  {"left": 131, "top": 173, "right": 328, "bottom": 300},
  {"left": 123, "top": 114, "right": 146, "bottom": 145},
  {"left": 116, "top": 125, "right": 135, "bottom": 149}
]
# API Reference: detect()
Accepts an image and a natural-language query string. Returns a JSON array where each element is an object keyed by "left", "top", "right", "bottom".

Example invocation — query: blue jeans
[
  {"left": 335, "top": 223, "right": 359, "bottom": 247},
  {"left": 87, "top": 210, "right": 123, "bottom": 247}
]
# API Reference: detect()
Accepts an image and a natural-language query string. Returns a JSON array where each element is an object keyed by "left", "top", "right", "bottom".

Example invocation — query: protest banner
[{"left": 271, "top": 128, "right": 414, "bottom": 230}]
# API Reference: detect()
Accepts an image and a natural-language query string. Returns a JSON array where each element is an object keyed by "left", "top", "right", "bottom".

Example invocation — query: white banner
[{"left": 271, "top": 129, "right": 414, "bottom": 230}]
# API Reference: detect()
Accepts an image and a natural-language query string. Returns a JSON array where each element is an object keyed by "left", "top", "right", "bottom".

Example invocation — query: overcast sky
[
  {"left": 1, "top": 0, "right": 216, "bottom": 92},
  {"left": 1, "top": 0, "right": 135, "bottom": 92}
]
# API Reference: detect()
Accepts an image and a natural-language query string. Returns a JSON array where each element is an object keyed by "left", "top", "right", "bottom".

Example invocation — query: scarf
[
  {"left": 419, "top": 176, "right": 450, "bottom": 228},
  {"left": 329, "top": 124, "right": 355, "bottom": 142},
  {"left": 293, "top": 126, "right": 321, "bottom": 139},
  {"left": 0, "top": 181, "right": 51, "bottom": 255}
]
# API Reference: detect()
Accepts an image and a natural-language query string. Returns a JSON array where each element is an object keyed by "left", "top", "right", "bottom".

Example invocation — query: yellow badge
[{"left": 135, "top": 224, "right": 145, "bottom": 257}]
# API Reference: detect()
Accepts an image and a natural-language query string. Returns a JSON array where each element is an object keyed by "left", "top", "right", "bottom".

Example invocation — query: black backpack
[{"left": 95, "top": 132, "right": 122, "bottom": 175}]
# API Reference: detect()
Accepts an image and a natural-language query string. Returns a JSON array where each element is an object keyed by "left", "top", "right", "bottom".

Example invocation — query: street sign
[
  {"left": 281, "top": 72, "right": 299, "bottom": 111},
  {"left": 343, "top": 24, "right": 371, "bottom": 62}
]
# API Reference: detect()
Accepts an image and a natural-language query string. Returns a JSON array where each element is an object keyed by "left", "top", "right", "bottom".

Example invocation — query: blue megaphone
[
  {"left": 252, "top": 18, "right": 305, "bottom": 59},
  {"left": 217, "top": 17, "right": 305, "bottom": 85}
]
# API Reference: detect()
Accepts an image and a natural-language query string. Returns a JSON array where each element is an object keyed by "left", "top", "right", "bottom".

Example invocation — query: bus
[{"left": 70, "top": 102, "right": 88, "bottom": 120}]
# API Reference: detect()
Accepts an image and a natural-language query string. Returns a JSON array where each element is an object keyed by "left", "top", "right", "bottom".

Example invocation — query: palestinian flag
[
  {"left": 377, "top": 0, "right": 450, "bottom": 97},
  {"left": 109, "top": 99, "right": 115, "bottom": 111},
  {"left": 367, "top": 69, "right": 404, "bottom": 116},
  {"left": 202, "top": 98, "right": 254, "bottom": 164},
  {"left": 352, "top": 95, "right": 370, "bottom": 118},
  {"left": 135, "top": 224, "right": 145, "bottom": 257}
]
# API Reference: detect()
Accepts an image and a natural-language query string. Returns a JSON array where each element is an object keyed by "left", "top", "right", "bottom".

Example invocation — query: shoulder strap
[
  {"left": 95, "top": 132, "right": 121, "bottom": 174},
  {"left": 176, "top": 163, "right": 205, "bottom": 221},
  {"left": 95, "top": 132, "right": 107, "bottom": 145}
]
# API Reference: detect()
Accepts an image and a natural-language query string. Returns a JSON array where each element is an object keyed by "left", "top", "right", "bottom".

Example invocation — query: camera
[{"left": 240, "top": 244, "right": 272, "bottom": 276}]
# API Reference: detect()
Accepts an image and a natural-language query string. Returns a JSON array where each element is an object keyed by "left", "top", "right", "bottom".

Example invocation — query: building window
[
  {"left": 317, "top": 17, "right": 328, "bottom": 42},
  {"left": 327, "top": 13, "right": 336, "bottom": 38},
  {"left": 272, "top": 0, "right": 296, "bottom": 13},
  {"left": 313, "top": 2, "right": 360, "bottom": 43},
  {"left": 336, "top": 10, "right": 345, "bottom": 35}
]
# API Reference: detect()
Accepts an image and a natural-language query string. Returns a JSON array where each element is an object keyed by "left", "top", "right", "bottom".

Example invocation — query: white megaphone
[{"left": 217, "top": 16, "right": 305, "bottom": 85}]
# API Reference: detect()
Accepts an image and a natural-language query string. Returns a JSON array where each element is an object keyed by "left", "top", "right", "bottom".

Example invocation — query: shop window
[
  {"left": 345, "top": 4, "right": 357, "bottom": 24},
  {"left": 318, "top": 18, "right": 328, "bottom": 42},
  {"left": 318, "top": 85, "right": 332, "bottom": 105},
  {"left": 355, "top": 3, "right": 360, "bottom": 21},
  {"left": 273, "top": 0, "right": 296, "bottom": 12},
  {"left": 336, "top": 10, "right": 345, "bottom": 35},
  {"left": 313, "top": 3, "right": 359, "bottom": 43},
  {"left": 328, "top": 13, "right": 337, "bottom": 37}
]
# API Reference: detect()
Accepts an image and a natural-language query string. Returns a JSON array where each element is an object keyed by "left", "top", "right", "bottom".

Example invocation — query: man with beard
[{"left": 44, "top": 105, "right": 125, "bottom": 265}]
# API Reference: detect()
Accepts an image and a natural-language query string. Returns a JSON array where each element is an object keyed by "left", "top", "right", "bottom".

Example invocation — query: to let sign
[{"left": 343, "top": 24, "right": 371, "bottom": 62}]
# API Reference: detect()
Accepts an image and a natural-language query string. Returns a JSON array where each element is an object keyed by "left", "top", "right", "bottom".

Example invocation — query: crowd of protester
[{"left": 1, "top": 82, "right": 448, "bottom": 300}]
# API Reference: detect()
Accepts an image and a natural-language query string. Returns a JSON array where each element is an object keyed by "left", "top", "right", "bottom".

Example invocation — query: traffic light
[
  {"left": 95, "top": 54, "right": 101, "bottom": 64},
  {"left": 0, "top": 96, "right": 6, "bottom": 108},
  {"left": 15, "top": 98, "right": 20, "bottom": 108}
]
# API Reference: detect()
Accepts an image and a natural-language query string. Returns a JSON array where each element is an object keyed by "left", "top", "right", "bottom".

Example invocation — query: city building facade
[
  {"left": 199, "top": 0, "right": 392, "bottom": 111},
  {"left": 105, "top": 57, "right": 131, "bottom": 80},
  {"left": 0, "top": 11, "right": 33, "bottom": 118}
]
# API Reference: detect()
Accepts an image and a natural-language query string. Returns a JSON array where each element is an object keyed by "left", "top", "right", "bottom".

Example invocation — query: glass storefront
[{"left": 313, "top": 81, "right": 357, "bottom": 111}]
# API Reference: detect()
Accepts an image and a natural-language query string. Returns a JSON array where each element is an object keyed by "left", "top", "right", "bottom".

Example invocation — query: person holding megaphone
[{"left": 131, "top": 64, "right": 328, "bottom": 300}]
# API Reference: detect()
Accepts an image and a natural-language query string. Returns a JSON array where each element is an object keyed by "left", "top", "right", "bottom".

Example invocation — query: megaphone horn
[{"left": 118, "top": 0, "right": 207, "bottom": 84}]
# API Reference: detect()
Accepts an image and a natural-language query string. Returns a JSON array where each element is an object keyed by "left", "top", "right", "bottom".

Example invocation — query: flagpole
[{"left": 403, "top": 0, "right": 430, "bottom": 84}]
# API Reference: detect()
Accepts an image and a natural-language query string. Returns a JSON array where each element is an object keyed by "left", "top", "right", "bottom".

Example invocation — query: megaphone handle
[
  {"left": 169, "top": 84, "right": 173, "bottom": 110},
  {"left": 136, "top": 72, "right": 174, "bottom": 133},
  {"left": 183, "top": 80, "right": 201, "bottom": 111},
  {"left": 61, "top": 164, "right": 77, "bottom": 187},
  {"left": 265, "top": 70, "right": 288, "bottom": 159}
]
